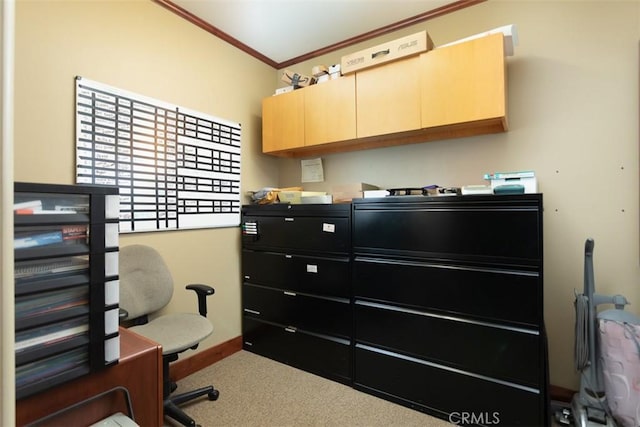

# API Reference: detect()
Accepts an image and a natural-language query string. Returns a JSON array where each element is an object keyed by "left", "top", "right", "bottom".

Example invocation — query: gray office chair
[{"left": 119, "top": 244, "right": 219, "bottom": 427}]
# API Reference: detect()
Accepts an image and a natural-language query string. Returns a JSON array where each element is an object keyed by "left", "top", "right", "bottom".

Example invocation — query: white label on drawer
[
  {"left": 322, "top": 223, "right": 335, "bottom": 233},
  {"left": 105, "top": 280, "right": 119, "bottom": 306},
  {"left": 306, "top": 264, "right": 318, "bottom": 273},
  {"left": 104, "top": 336, "right": 120, "bottom": 363}
]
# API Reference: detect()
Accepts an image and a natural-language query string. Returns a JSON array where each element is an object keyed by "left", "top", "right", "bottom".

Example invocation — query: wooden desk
[{"left": 16, "top": 327, "right": 162, "bottom": 426}]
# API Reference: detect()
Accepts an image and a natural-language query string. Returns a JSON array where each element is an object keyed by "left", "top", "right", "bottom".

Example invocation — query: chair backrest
[{"left": 119, "top": 244, "right": 174, "bottom": 320}]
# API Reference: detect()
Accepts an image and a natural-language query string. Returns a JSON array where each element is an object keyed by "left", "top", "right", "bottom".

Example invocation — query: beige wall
[
  {"left": 11, "top": 0, "right": 640, "bottom": 395},
  {"left": 277, "top": 1, "right": 640, "bottom": 390},
  {"left": 13, "top": 0, "right": 279, "bottom": 357}
]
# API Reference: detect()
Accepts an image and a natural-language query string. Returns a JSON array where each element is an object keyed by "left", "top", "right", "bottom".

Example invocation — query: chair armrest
[{"left": 186, "top": 284, "right": 215, "bottom": 317}]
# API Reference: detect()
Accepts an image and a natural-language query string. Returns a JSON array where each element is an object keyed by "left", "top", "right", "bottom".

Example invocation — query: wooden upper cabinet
[
  {"left": 356, "top": 55, "right": 421, "bottom": 138},
  {"left": 262, "top": 89, "right": 305, "bottom": 153},
  {"left": 304, "top": 75, "right": 356, "bottom": 146},
  {"left": 261, "top": 33, "right": 508, "bottom": 157},
  {"left": 421, "top": 33, "right": 506, "bottom": 129}
]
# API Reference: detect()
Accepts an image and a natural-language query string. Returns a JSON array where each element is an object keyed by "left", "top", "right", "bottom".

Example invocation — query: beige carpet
[{"left": 166, "top": 350, "right": 452, "bottom": 427}]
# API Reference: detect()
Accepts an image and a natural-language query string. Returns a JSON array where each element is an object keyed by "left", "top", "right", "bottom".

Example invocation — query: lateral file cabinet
[
  {"left": 351, "top": 195, "right": 549, "bottom": 426},
  {"left": 241, "top": 204, "right": 352, "bottom": 384},
  {"left": 14, "top": 182, "right": 120, "bottom": 400}
]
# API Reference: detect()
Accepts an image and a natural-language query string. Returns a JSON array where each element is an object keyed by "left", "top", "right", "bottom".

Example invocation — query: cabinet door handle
[
  {"left": 284, "top": 326, "right": 297, "bottom": 333},
  {"left": 283, "top": 291, "right": 297, "bottom": 297},
  {"left": 243, "top": 308, "right": 260, "bottom": 315},
  {"left": 372, "top": 49, "right": 390, "bottom": 59}
]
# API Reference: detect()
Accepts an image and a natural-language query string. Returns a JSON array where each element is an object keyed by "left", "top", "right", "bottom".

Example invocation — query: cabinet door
[
  {"left": 354, "top": 346, "right": 544, "bottom": 427},
  {"left": 242, "top": 215, "right": 351, "bottom": 255},
  {"left": 354, "top": 301, "right": 541, "bottom": 387},
  {"left": 353, "top": 256, "right": 541, "bottom": 327},
  {"left": 356, "top": 56, "right": 421, "bottom": 138},
  {"left": 243, "top": 284, "right": 351, "bottom": 339},
  {"left": 242, "top": 250, "right": 351, "bottom": 298},
  {"left": 352, "top": 197, "right": 541, "bottom": 265},
  {"left": 243, "top": 317, "right": 352, "bottom": 384},
  {"left": 304, "top": 75, "right": 356, "bottom": 146},
  {"left": 421, "top": 33, "right": 506, "bottom": 128},
  {"left": 262, "top": 89, "right": 304, "bottom": 153}
]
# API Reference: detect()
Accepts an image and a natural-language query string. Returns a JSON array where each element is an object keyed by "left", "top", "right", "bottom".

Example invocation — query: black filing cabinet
[
  {"left": 241, "top": 203, "right": 352, "bottom": 384},
  {"left": 351, "top": 194, "right": 549, "bottom": 426}
]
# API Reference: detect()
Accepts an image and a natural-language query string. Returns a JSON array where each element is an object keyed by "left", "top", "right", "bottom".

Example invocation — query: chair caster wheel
[{"left": 208, "top": 389, "right": 220, "bottom": 401}]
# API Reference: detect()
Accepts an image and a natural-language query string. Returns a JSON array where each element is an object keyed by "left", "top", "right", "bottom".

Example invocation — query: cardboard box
[
  {"left": 341, "top": 31, "right": 434, "bottom": 74},
  {"left": 332, "top": 183, "right": 379, "bottom": 193},
  {"left": 301, "top": 194, "right": 333, "bottom": 204},
  {"left": 278, "top": 191, "right": 327, "bottom": 204},
  {"left": 274, "top": 85, "right": 294, "bottom": 95},
  {"left": 332, "top": 183, "right": 380, "bottom": 202},
  {"left": 281, "top": 69, "right": 315, "bottom": 87}
]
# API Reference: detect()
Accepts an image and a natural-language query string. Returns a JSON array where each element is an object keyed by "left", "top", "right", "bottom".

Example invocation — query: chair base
[
  {"left": 162, "top": 353, "right": 219, "bottom": 427},
  {"left": 164, "top": 385, "right": 220, "bottom": 427}
]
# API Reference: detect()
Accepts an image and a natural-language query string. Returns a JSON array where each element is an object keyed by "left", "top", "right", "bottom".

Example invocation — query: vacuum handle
[{"left": 585, "top": 238, "right": 594, "bottom": 257}]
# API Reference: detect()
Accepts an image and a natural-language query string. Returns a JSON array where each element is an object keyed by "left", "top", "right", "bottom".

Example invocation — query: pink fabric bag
[{"left": 599, "top": 318, "right": 640, "bottom": 427}]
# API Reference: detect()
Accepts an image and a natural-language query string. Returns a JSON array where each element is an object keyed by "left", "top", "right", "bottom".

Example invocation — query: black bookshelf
[{"left": 14, "top": 182, "right": 120, "bottom": 399}]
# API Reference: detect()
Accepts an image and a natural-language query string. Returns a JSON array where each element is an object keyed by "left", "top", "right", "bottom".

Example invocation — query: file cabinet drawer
[
  {"left": 243, "top": 284, "right": 351, "bottom": 338},
  {"left": 353, "top": 198, "right": 541, "bottom": 264},
  {"left": 242, "top": 249, "right": 350, "bottom": 298},
  {"left": 355, "top": 301, "right": 541, "bottom": 387},
  {"left": 242, "top": 215, "right": 350, "bottom": 254},
  {"left": 354, "top": 345, "right": 543, "bottom": 427},
  {"left": 353, "top": 256, "right": 540, "bottom": 326},
  {"left": 243, "top": 317, "right": 351, "bottom": 384}
]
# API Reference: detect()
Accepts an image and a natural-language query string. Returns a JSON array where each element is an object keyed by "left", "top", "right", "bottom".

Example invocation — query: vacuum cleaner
[{"left": 566, "top": 238, "right": 640, "bottom": 427}]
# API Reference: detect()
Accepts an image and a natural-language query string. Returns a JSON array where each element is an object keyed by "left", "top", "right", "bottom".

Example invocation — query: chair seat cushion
[{"left": 130, "top": 313, "right": 214, "bottom": 355}]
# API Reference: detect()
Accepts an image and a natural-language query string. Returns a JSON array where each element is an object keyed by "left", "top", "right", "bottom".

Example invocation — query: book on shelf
[
  {"left": 14, "top": 200, "right": 90, "bottom": 215},
  {"left": 16, "top": 347, "right": 88, "bottom": 388},
  {"left": 14, "top": 225, "right": 88, "bottom": 249},
  {"left": 14, "top": 200, "right": 43, "bottom": 211},
  {"left": 15, "top": 318, "right": 88, "bottom": 352},
  {"left": 16, "top": 287, "right": 89, "bottom": 319},
  {"left": 14, "top": 231, "right": 63, "bottom": 249},
  {"left": 62, "top": 225, "right": 88, "bottom": 242},
  {"left": 14, "top": 256, "right": 89, "bottom": 279},
  {"left": 16, "top": 209, "right": 75, "bottom": 215},
  {"left": 55, "top": 204, "right": 89, "bottom": 214}
]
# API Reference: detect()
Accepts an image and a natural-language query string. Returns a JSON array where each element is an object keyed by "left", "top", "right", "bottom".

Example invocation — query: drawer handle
[
  {"left": 283, "top": 291, "right": 297, "bottom": 297},
  {"left": 284, "top": 217, "right": 294, "bottom": 222},
  {"left": 372, "top": 49, "right": 390, "bottom": 59},
  {"left": 284, "top": 326, "right": 297, "bottom": 333},
  {"left": 243, "top": 308, "right": 260, "bottom": 315}
]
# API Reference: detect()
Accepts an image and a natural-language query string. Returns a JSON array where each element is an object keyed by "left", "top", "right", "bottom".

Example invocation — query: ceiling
[{"left": 155, "top": 0, "right": 484, "bottom": 68}]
